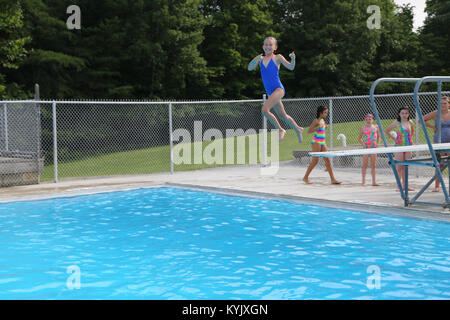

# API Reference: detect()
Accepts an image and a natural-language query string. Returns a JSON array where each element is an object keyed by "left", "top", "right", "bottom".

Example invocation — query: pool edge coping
[
  {"left": 1, "top": 181, "right": 450, "bottom": 223},
  {"left": 164, "top": 183, "right": 450, "bottom": 223},
  {"left": 0, "top": 183, "right": 164, "bottom": 203}
]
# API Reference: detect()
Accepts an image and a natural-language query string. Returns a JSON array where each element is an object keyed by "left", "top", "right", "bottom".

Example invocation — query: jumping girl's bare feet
[
  {"left": 296, "top": 127, "right": 304, "bottom": 143},
  {"left": 303, "top": 177, "right": 313, "bottom": 184},
  {"left": 279, "top": 129, "right": 286, "bottom": 141}
]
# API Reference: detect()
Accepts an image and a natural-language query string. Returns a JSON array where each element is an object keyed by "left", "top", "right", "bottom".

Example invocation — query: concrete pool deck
[{"left": 1, "top": 161, "right": 450, "bottom": 222}]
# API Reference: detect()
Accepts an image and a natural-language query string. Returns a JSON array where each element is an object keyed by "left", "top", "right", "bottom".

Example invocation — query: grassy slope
[{"left": 41, "top": 119, "right": 435, "bottom": 181}]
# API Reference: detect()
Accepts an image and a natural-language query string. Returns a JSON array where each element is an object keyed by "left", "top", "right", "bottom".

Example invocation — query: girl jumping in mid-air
[
  {"left": 359, "top": 114, "right": 381, "bottom": 186},
  {"left": 248, "top": 36, "right": 303, "bottom": 142},
  {"left": 302, "top": 106, "right": 341, "bottom": 185},
  {"left": 385, "top": 107, "right": 415, "bottom": 192}
]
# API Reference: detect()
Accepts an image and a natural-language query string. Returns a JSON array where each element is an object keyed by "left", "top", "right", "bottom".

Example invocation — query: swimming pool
[{"left": 1, "top": 186, "right": 450, "bottom": 299}]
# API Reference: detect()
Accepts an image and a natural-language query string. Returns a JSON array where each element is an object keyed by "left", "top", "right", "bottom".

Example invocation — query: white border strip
[
  {"left": 310, "top": 143, "right": 450, "bottom": 158},
  {"left": 1, "top": 183, "right": 449, "bottom": 222}
]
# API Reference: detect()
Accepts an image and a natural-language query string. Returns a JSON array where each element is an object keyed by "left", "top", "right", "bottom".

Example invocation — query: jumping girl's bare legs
[
  {"left": 261, "top": 89, "right": 286, "bottom": 140},
  {"left": 273, "top": 102, "right": 304, "bottom": 143}
]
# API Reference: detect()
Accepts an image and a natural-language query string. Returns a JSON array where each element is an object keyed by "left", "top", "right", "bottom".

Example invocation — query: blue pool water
[{"left": 1, "top": 187, "right": 450, "bottom": 300}]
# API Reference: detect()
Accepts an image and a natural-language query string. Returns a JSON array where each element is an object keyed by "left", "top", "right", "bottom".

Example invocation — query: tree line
[{"left": 1, "top": 0, "right": 449, "bottom": 101}]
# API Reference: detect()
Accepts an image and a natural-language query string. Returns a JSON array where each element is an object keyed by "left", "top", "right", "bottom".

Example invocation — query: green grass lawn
[{"left": 41, "top": 119, "right": 437, "bottom": 181}]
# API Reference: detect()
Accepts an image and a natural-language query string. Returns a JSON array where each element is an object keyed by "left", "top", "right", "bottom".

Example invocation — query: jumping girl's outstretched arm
[
  {"left": 248, "top": 54, "right": 263, "bottom": 71},
  {"left": 276, "top": 52, "right": 295, "bottom": 71}
]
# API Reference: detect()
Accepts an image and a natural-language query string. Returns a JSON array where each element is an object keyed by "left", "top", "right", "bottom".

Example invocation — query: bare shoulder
[
  {"left": 275, "top": 53, "right": 287, "bottom": 62},
  {"left": 274, "top": 53, "right": 283, "bottom": 62}
]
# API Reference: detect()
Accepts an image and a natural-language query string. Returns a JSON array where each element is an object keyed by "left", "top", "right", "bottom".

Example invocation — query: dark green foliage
[
  {"left": 273, "top": 0, "right": 420, "bottom": 97},
  {"left": 419, "top": 0, "right": 450, "bottom": 76},
  {"left": 0, "top": 0, "right": 31, "bottom": 99},
  {"left": 0, "top": 0, "right": 448, "bottom": 99}
]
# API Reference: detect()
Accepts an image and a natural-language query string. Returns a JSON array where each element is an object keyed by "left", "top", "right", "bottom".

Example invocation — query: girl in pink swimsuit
[
  {"left": 359, "top": 114, "right": 381, "bottom": 186},
  {"left": 385, "top": 107, "right": 415, "bottom": 192}
]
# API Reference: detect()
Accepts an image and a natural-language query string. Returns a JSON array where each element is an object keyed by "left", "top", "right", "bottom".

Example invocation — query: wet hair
[
  {"left": 397, "top": 106, "right": 410, "bottom": 122},
  {"left": 316, "top": 105, "right": 328, "bottom": 119}
]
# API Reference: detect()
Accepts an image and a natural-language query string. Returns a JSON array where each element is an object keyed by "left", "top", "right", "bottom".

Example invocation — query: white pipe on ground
[{"left": 337, "top": 134, "right": 347, "bottom": 147}]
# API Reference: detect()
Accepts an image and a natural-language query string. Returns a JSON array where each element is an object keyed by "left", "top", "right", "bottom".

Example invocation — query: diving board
[
  {"left": 310, "top": 143, "right": 450, "bottom": 158},
  {"left": 324, "top": 76, "right": 450, "bottom": 208}
]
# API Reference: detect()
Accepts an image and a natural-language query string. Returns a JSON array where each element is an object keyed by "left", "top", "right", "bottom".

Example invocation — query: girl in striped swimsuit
[
  {"left": 303, "top": 106, "right": 341, "bottom": 185},
  {"left": 385, "top": 107, "right": 415, "bottom": 192}
]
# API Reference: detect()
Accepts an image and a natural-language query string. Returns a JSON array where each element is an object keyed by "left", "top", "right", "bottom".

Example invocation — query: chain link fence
[
  {"left": 1, "top": 89, "right": 449, "bottom": 185},
  {"left": 49, "top": 101, "right": 171, "bottom": 180},
  {"left": 172, "top": 100, "right": 265, "bottom": 171},
  {"left": 285, "top": 91, "right": 450, "bottom": 175},
  {"left": 0, "top": 102, "right": 43, "bottom": 186}
]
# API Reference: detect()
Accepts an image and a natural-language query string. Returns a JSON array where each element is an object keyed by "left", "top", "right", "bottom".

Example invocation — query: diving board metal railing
[{"left": 370, "top": 76, "right": 450, "bottom": 207}]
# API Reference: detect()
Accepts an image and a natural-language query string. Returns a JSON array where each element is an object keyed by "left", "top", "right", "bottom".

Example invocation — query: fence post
[
  {"left": 437, "top": 82, "right": 443, "bottom": 182},
  {"left": 329, "top": 99, "right": 334, "bottom": 167},
  {"left": 437, "top": 81, "right": 442, "bottom": 143},
  {"left": 262, "top": 94, "right": 268, "bottom": 166},
  {"left": 3, "top": 103, "right": 7, "bottom": 152},
  {"left": 416, "top": 108, "right": 420, "bottom": 178},
  {"left": 52, "top": 101, "right": 58, "bottom": 183},
  {"left": 169, "top": 102, "right": 174, "bottom": 174},
  {"left": 35, "top": 84, "right": 41, "bottom": 184},
  {"left": 415, "top": 108, "right": 419, "bottom": 146}
]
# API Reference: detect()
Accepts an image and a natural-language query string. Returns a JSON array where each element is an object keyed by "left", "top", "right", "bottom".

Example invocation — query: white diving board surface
[{"left": 309, "top": 143, "right": 450, "bottom": 158}]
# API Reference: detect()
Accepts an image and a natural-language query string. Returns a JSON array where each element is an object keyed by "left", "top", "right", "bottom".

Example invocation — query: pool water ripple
[{"left": 0, "top": 187, "right": 450, "bottom": 299}]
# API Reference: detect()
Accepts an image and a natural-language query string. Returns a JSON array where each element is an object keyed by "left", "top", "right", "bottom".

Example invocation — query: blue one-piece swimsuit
[
  {"left": 434, "top": 119, "right": 450, "bottom": 143},
  {"left": 260, "top": 58, "right": 285, "bottom": 96}
]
